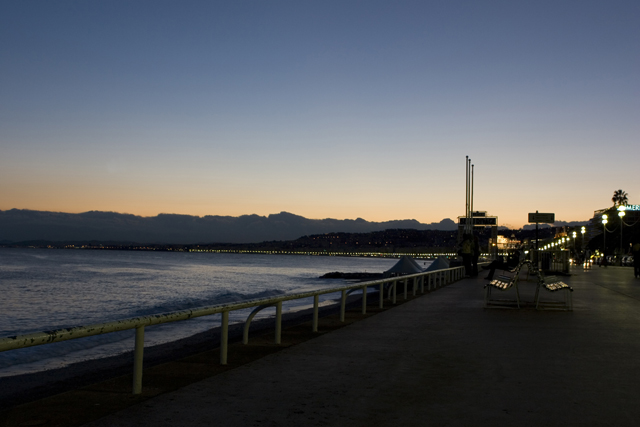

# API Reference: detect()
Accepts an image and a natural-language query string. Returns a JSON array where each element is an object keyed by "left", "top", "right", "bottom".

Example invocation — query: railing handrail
[
  {"left": 0, "top": 266, "right": 462, "bottom": 353},
  {"left": 0, "top": 265, "right": 466, "bottom": 394},
  {"left": 0, "top": 282, "right": 364, "bottom": 352}
]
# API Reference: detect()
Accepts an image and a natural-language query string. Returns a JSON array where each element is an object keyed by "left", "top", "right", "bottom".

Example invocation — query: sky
[{"left": 1, "top": 0, "right": 638, "bottom": 229}]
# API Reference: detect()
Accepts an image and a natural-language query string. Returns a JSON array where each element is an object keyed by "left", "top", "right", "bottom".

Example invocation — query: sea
[{"left": 0, "top": 248, "right": 429, "bottom": 378}]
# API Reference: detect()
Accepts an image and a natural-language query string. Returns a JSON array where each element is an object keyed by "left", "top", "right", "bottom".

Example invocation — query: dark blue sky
[{"left": 2, "top": 1, "right": 638, "bottom": 228}]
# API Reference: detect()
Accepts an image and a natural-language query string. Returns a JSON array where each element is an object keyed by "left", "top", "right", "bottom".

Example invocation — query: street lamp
[
  {"left": 581, "top": 226, "right": 586, "bottom": 250},
  {"left": 618, "top": 206, "right": 626, "bottom": 261},
  {"left": 602, "top": 214, "right": 608, "bottom": 254}
]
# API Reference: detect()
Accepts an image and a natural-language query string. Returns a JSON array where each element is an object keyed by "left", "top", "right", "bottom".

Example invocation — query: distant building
[{"left": 492, "top": 235, "right": 521, "bottom": 251}]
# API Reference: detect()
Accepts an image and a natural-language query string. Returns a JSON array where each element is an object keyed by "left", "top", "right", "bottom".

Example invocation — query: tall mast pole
[
  {"left": 471, "top": 163, "right": 474, "bottom": 233},
  {"left": 467, "top": 157, "right": 471, "bottom": 233},
  {"left": 465, "top": 156, "right": 469, "bottom": 234}
]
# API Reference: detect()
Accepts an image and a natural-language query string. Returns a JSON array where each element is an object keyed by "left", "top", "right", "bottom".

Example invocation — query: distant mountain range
[{"left": 0, "top": 209, "right": 459, "bottom": 244}]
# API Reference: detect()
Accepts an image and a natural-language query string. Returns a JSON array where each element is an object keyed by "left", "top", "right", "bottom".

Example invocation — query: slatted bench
[
  {"left": 534, "top": 272, "right": 573, "bottom": 311},
  {"left": 484, "top": 262, "right": 525, "bottom": 309}
]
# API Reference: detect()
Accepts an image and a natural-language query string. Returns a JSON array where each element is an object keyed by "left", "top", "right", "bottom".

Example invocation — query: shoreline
[
  {"left": 0, "top": 246, "right": 453, "bottom": 260},
  {"left": 0, "top": 294, "right": 366, "bottom": 410}
]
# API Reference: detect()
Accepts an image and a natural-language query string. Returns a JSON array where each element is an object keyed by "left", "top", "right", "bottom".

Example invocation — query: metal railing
[
  {"left": 0, "top": 265, "right": 465, "bottom": 394},
  {"left": 533, "top": 250, "right": 570, "bottom": 274}
]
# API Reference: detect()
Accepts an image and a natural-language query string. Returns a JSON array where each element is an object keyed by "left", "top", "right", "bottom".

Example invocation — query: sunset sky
[{"left": 1, "top": 1, "right": 638, "bottom": 229}]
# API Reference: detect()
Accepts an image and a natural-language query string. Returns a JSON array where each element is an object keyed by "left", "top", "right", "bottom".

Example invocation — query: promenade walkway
[{"left": 7, "top": 265, "right": 640, "bottom": 426}]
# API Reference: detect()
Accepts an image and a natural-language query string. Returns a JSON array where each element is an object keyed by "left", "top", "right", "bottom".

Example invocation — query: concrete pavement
[{"left": 81, "top": 265, "right": 640, "bottom": 426}]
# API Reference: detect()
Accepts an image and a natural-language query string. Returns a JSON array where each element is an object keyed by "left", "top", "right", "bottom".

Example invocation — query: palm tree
[{"left": 612, "top": 189, "right": 629, "bottom": 207}]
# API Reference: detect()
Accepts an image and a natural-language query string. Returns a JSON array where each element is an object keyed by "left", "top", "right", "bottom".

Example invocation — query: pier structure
[
  {"left": 457, "top": 210, "right": 499, "bottom": 257},
  {"left": 460, "top": 156, "right": 498, "bottom": 258}
]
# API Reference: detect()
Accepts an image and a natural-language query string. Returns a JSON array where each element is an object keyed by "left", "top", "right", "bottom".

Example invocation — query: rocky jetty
[{"left": 320, "top": 272, "right": 384, "bottom": 280}]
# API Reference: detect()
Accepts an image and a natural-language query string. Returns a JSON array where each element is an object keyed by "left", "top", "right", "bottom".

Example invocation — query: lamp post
[
  {"left": 581, "top": 226, "right": 586, "bottom": 250},
  {"left": 618, "top": 206, "right": 626, "bottom": 262},
  {"left": 602, "top": 214, "right": 608, "bottom": 254}
]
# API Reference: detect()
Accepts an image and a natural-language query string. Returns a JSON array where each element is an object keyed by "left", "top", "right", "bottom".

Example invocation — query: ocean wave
[
  {"left": 0, "top": 250, "right": 397, "bottom": 377},
  {"left": 128, "top": 288, "right": 288, "bottom": 317}
]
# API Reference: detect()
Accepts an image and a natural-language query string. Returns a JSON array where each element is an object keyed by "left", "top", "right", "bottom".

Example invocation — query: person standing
[
  {"left": 632, "top": 242, "right": 640, "bottom": 279},
  {"left": 584, "top": 248, "right": 591, "bottom": 269},
  {"left": 600, "top": 252, "right": 608, "bottom": 268},
  {"left": 460, "top": 233, "right": 473, "bottom": 277},
  {"left": 472, "top": 235, "right": 480, "bottom": 277},
  {"left": 485, "top": 249, "right": 521, "bottom": 281}
]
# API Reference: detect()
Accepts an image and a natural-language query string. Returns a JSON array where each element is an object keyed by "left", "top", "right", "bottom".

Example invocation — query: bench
[
  {"left": 533, "top": 270, "right": 573, "bottom": 311},
  {"left": 483, "top": 262, "right": 525, "bottom": 309}
]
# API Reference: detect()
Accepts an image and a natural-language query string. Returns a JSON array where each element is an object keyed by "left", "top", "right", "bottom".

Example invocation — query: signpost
[
  {"left": 529, "top": 211, "right": 555, "bottom": 250},
  {"left": 459, "top": 216, "right": 498, "bottom": 226},
  {"left": 528, "top": 212, "right": 555, "bottom": 224}
]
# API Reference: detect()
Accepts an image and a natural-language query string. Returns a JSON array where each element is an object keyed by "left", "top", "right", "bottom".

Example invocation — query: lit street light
[
  {"left": 618, "top": 206, "right": 626, "bottom": 262},
  {"left": 602, "top": 214, "right": 608, "bottom": 254}
]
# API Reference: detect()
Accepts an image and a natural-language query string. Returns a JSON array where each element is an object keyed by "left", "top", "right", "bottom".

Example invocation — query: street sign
[
  {"left": 528, "top": 212, "right": 555, "bottom": 224},
  {"left": 459, "top": 217, "right": 497, "bottom": 226}
]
